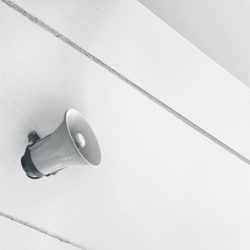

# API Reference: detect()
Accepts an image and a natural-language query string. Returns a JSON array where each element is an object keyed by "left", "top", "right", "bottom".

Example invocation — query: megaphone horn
[{"left": 21, "top": 109, "right": 102, "bottom": 179}]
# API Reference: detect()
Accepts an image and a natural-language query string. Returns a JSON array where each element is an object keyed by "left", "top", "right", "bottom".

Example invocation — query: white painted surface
[
  {"left": 139, "top": 0, "right": 250, "bottom": 89},
  {"left": 12, "top": 0, "right": 250, "bottom": 158},
  {"left": 0, "top": 1, "right": 250, "bottom": 250},
  {"left": 0, "top": 217, "right": 75, "bottom": 250}
]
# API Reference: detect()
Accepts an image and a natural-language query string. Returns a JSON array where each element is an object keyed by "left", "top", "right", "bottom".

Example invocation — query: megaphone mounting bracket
[{"left": 28, "top": 131, "right": 41, "bottom": 145}]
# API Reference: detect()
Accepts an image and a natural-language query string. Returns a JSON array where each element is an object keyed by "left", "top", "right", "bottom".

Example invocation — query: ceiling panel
[
  {"left": 0, "top": 1, "right": 250, "bottom": 250},
  {"left": 139, "top": 0, "right": 250, "bottom": 89}
]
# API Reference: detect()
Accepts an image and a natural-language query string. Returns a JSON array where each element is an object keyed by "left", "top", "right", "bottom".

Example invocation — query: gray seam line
[
  {"left": 0, "top": 211, "right": 87, "bottom": 250},
  {"left": 1, "top": 0, "right": 250, "bottom": 167}
]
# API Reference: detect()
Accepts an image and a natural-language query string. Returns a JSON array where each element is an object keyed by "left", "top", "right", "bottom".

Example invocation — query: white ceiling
[
  {"left": 139, "top": 0, "right": 250, "bottom": 88},
  {"left": 0, "top": 0, "right": 250, "bottom": 249}
]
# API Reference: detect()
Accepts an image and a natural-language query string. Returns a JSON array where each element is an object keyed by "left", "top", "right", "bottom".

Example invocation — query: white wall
[
  {"left": 0, "top": 216, "right": 74, "bottom": 250},
  {"left": 0, "top": 0, "right": 250, "bottom": 249},
  {"left": 11, "top": 0, "right": 250, "bottom": 157}
]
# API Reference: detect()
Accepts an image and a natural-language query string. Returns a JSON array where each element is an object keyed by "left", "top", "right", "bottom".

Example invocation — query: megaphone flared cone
[{"left": 65, "top": 109, "right": 102, "bottom": 168}]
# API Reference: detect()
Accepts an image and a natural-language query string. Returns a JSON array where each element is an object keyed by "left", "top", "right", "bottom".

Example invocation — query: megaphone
[{"left": 21, "top": 109, "right": 101, "bottom": 179}]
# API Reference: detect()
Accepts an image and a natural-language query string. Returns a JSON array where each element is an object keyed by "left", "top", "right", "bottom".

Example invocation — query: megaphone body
[{"left": 21, "top": 109, "right": 101, "bottom": 179}]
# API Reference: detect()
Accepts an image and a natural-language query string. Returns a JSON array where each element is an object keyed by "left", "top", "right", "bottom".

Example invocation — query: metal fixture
[{"left": 21, "top": 109, "right": 101, "bottom": 179}]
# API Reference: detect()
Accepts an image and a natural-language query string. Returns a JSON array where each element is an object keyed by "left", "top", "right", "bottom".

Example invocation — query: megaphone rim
[{"left": 64, "top": 109, "right": 102, "bottom": 168}]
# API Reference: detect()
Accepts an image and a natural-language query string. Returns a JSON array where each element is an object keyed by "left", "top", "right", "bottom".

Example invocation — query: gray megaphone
[{"left": 21, "top": 109, "right": 101, "bottom": 179}]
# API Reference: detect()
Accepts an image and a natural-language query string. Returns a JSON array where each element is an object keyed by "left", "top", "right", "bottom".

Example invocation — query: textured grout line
[
  {"left": 0, "top": 211, "right": 88, "bottom": 250},
  {"left": 1, "top": 0, "right": 250, "bottom": 167}
]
